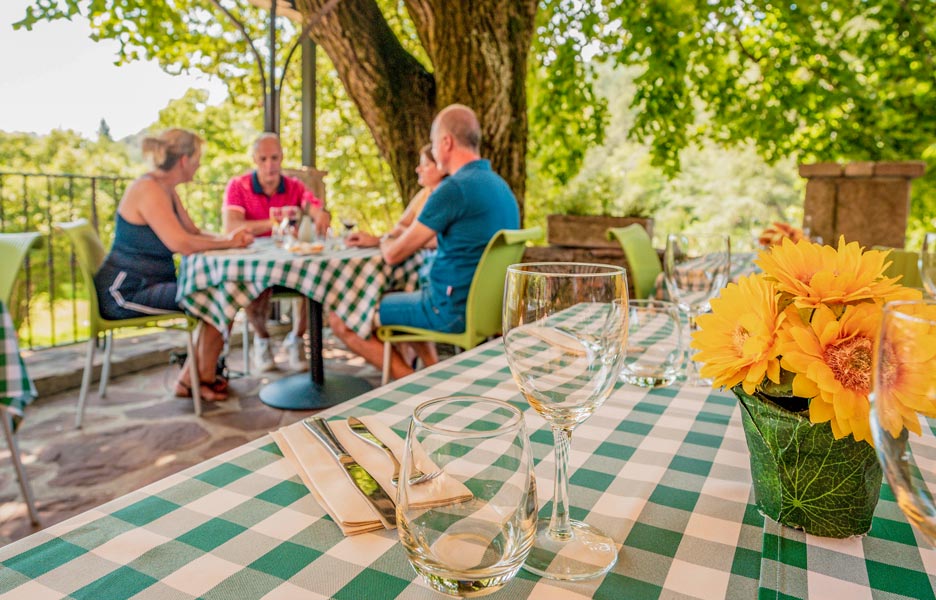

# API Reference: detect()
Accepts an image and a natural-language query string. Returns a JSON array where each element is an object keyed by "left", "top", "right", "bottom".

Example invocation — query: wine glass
[
  {"left": 282, "top": 205, "right": 301, "bottom": 248},
  {"left": 269, "top": 206, "right": 284, "bottom": 247},
  {"left": 664, "top": 233, "right": 731, "bottom": 386},
  {"left": 502, "top": 262, "right": 628, "bottom": 580},
  {"left": 397, "top": 396, "right": 537, "bottom": 598},
  {"left": 920, "top": 232, "right": 936, "bottom": 297},
  {"left": 340, "top": 216, "right": 357, "bottom": 234},
  {"left": 870, "top": 299, "right": 936, "bottom": 543}
]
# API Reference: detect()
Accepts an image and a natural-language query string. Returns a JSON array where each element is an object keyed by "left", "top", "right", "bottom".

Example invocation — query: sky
[{"left": 0, "top": 0, "right": 227, "bottom": 140}]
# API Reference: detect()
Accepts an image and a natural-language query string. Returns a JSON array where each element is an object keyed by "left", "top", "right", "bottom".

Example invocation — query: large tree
[{"left": 18, "top": 0, "right": 541, "bottom": 210}]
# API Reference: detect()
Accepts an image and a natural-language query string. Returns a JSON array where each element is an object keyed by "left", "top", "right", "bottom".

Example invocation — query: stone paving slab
[{"left": 0, "top": 328, "right": 387, "bottom": 547}]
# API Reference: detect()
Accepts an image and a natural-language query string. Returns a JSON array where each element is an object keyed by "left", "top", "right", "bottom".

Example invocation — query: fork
[{"left": 346, "top": 417, "right": 436, "bottom": 485}]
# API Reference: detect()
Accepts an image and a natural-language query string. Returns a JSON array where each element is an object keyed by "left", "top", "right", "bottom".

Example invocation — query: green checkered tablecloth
[
  {"left": 0, "top": 300, "right": 35, "bottom": 426},
  {"left": 1, "top": 340, "right": 933, "bottom": 598},
  {"left": 177, "top": 242, "right": 426, "bottom": 338}
]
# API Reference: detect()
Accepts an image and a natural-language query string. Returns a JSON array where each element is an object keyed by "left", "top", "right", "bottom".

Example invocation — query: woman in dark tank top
[{"left": 94, "top": 128, "right": 254, "bottom": 402}]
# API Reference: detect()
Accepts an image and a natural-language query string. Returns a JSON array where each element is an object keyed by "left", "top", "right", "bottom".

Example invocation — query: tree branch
[{"left": 208, "top": 0, "right": 268, "bottom": 96}]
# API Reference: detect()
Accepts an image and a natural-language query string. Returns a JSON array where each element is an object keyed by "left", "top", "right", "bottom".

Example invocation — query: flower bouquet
[{"left": 691, "top": 237, "right": 920, "bottom": 537}]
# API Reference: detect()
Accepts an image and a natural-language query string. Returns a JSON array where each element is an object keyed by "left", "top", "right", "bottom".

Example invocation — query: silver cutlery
[
  {"left": 347, "top": 416, "right": 436, "bottom": 486},
  {"left": 302, "top": 417, "right": 396, "bottom": 527}
]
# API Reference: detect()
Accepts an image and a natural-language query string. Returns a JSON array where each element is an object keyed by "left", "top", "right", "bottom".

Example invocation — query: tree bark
[{"left": 291, "top": 0, "right": 535, "bottom": 215}]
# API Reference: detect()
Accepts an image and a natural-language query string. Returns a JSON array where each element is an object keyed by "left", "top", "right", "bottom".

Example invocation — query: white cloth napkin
[{"left": 272, "top": 415, "right": 471, "bottom": 536}]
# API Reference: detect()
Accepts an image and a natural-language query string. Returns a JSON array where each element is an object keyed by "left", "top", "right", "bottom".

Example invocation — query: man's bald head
[{"left": 432, "top": 104, "right": 481, "bottom": 152}]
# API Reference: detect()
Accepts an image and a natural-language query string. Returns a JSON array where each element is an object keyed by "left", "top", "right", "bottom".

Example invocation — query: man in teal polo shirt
[{"left": 328, "top": 104, "right": 520, "bottom": 380}]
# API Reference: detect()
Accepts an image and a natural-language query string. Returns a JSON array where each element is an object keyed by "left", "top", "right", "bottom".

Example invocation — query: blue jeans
[{"left": 379, "top": 286, "right": 464, "bottom": 333}]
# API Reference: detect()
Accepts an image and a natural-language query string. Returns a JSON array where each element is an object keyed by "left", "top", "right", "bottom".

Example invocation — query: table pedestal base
[{"left": 259, "top": 373, "right": 373, "bottom": 410}]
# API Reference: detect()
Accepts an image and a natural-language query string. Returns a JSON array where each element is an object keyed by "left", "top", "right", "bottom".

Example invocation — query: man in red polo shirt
[{"left": 223, "top": 133, "right": 331, "bottom": 371}]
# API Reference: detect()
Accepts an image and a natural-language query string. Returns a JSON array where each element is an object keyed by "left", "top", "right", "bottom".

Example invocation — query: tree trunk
[{"left": 292, "top": 0, "right": 535, "bottom": 216}]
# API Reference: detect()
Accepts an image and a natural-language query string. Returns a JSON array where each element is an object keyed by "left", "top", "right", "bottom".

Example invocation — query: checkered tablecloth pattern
[
  {"left": 0, "top": 339, "right": 932, "bottom": 598},
  {"left": 177, "top": 242, "right": 425, "bottom": 339},
  {"left": 0, "top": 300, "right": 35, "bottom": 426}
]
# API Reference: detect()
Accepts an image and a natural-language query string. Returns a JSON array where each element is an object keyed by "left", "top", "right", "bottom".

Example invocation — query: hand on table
[
  {"left": 346, "top": 232, "right": 380, "bottom": 248},
  {"left": 227, "top": 226, "right": 254, "bottom": 248}
]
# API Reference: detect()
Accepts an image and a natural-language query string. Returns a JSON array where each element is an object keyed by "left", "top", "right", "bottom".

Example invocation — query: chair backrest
[
  {"left": 607, "top": 224, "right": 662, "bottom": 299},
  {"left": 0, "top": 232, "right": 42, "bottom": 307},
  {"left": 874, "top": 246, "right": 923, "bottom": 289},
  {"left": 54, "top": 220, "right": 108, "bottom": 331},
  {"left": 463, "top": 226, "right": 542, "bottom": 348}
]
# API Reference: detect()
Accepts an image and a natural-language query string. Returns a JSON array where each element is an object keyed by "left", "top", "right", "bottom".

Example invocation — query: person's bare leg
[
  {"left": 412, "top": 342, "right": 439, "bottom": 367},
  {"left": 247, "top": 289, "right": 273, "bottom": 338},
  {"left": 327, "top": 312, "right": 413, "bottom": 380},
  {"left": 176, "top": 323, "right": 227, "bottom": 400}
]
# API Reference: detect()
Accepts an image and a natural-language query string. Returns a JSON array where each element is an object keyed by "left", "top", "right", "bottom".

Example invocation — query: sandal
[{"left": 175, "top": 380, "right": 228, "bottom": 402}]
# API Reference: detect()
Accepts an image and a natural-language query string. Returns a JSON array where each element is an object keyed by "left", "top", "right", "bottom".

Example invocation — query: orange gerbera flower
[
  {"left": 779, "top": 303, "right": 881, "bottom": 443},
  {"left": 874, "top": 302, "right": 936, "bottom": 438},
  {"left": 692, "top": 274, "right": 784, "bottom": 394},
  {"left": 757, "top": 237, "right": 910, "bottom": 310}
]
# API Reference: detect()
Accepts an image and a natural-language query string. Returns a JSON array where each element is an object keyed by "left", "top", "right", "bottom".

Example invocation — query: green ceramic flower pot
[{"left": 734, "top": 385, "right": 883, "bottom": 538}]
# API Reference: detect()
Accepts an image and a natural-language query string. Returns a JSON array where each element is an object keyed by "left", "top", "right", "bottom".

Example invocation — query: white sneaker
[
  {"left": 280, "top": 333, "right": 308, "bottom": 372},
  {"left": 253, "top": 337, "right": 277, "bottom": 372}
]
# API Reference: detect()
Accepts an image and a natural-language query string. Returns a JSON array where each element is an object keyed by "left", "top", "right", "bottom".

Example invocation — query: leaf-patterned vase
[{"left": 734, "top": 385, "right": 883, "bottom": 538}]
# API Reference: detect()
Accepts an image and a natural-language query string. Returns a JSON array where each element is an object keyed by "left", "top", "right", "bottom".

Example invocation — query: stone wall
[{"left": 800, "top": 161, "right": 925, "bottom": 249}]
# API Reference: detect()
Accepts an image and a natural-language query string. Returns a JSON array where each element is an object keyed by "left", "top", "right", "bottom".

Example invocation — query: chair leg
[
  {"left": 188, "top": 323, "right": 202, "bottom": 416},
  {"left": 98, "top": 331, "right": 114, "bottom": 398},
  {"left": 381, "top": 341, "right": 392, "bottom": 386},
  {"left": 242, "top": 315, "right": 250, "bottom": 376},
  {"left": 1, "top": 408, "right": 39, "bottom": 525},
  {"left": 75, "top": 336, "right": 97, "bottom": 429}
]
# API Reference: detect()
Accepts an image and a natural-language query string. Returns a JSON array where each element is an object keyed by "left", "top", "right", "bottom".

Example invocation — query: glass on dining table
[
  {"left": 620, "top": 299, "right": 683, "bottom": 388},
  {"left": 502, "top": 262, "right": 628, "bottom": 581},
  {"left": 269, "top": 206, "right": 285, "bottom": 247},
  {"left": 870, "top": 298, "right": 936, "bottom": 544},
  {"left": 281, "top": 205, "right": 301, "bottom": 249},
  {"left": 664, "top": 233, "right": 731, "bottom": 386},
  {"left": 397, "top": 396, "right": 536, "bottom": 598},
  {"left": 920, "top": 232, "right": 936, "bottom": 298}
]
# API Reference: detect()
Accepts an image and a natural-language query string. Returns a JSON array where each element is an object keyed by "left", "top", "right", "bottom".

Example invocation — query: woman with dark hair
[{"left": 94, "top": 128, "right": 254, "bottom": 401}]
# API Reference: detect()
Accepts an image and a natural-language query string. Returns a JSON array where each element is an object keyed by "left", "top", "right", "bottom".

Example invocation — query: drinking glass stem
[
  {"left": 548, "top": 426, "right": 573, "bottom": 540},
  {"left": 685, "top": 308, "right": 702, "bottom": 379}
]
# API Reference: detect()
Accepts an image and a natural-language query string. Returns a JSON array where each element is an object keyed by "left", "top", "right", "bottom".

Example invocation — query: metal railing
[{"left": 0, "top": 171, "right": 226, "bottom": 350}]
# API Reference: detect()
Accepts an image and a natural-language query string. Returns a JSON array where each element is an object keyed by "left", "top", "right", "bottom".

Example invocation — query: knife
[{"left": 302, "top": 417, "right": 397, "bottom": 528}]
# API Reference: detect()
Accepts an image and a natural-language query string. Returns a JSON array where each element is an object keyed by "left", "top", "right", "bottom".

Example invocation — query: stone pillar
[{"left": 799, "top": 161, "right": 925, "bottom": 249}]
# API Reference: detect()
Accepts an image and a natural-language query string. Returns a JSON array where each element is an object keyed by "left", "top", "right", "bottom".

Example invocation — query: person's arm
[
  {"left": 223, "top": 206, "right": 271, "bottom": 236},
  {"left": 310, "top": 205, "right": 331, "bottom": 237},
  {"left": 381, "top": 221, "right": 435, "bottom": 265},
  {"left": 346, "top": 231, "right": 380, "bottom": 247},
  {"left": 134, "top": 180, "right": 253, "bottom": 254}
]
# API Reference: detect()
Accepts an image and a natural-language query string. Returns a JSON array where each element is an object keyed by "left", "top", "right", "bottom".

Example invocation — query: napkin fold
[{"left": 272, "top": 415, "right": 471, "bottom": 536}]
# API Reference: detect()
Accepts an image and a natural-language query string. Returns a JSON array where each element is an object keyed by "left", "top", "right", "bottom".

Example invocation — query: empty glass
[
  {"left": 503, "top": 262, "right": 628, "bottom": 580},
  {"left": 920, "top": 232, "right": 936, "bottom": 297},
  {"left": 397, "top": 396, "right": 536, "bottom": 598},
  {"left": 664, "top": 233, "right": 731, "bottom": 386},
  {"left": 870, "top": 299, "right": 936, "bottom": 544},
  {"left": 621, "top": 299, "right": 683, "bottom": 388},
  {"left": 281, "top": 205, "right": 301, "bottom": 248}
]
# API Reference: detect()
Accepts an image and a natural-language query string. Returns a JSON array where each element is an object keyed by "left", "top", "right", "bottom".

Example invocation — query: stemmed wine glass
[
  {"left": 919, "top": 232, "right": 936, "bottom": 297},
  {"left": 502, "top": 262, "right": 628, "bottom": 580},
  {"left": 340, "top": 216, "right": 357, "bottom": 234},
  {"left": 664, "top": 233, "right": 731, "bottom": 386},
  {"left": 397, "top": 396, "right": 537, "bottom": 598},
  {"left": 870, "top": 299, "right": 936, "bottom": 543}
]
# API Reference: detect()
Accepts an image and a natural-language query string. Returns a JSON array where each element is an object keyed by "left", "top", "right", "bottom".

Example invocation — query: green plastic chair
[
  {"left": 607, "top": 224, "right": 662, "bottom": 299},
  {"left": 0, "top": 231, "right": 42, "bottom": 525},
  {"left": 376, "top": 226, "right": 542, "bottom": 384},
  {"left": 874, "top": 246, "right": 923, "bottom": 289},
  {"left": 55, "top": 220, "right": 203, "bottom": 428}
]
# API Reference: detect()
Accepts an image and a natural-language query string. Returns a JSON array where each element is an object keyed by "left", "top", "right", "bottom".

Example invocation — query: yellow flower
[
  {"left": 779, "top": 303, "right": 881, "bottom": 443},
  {"left": 756, "top": 237, "right": 910, "bottom": 310},
  {"left": 692, "top": 274, "right": 783, "bottom": 394},
  {"left": 874, "top": 301, "right": 936, "bottom": 439}
]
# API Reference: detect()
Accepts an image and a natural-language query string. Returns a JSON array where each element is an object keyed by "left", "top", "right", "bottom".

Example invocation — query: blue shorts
[{"left": 379, "top": 287, "right": 465, "bottom": 334}]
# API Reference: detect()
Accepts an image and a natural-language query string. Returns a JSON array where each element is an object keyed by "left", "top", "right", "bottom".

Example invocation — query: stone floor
[{"left": 0, "top": 327, "right": 386, "bottom": 548}]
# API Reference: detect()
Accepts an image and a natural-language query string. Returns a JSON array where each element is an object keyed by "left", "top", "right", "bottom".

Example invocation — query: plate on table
[
  {"left": 201, "top": 247, "right": 257, "bottom": 257},
  {"left": 289, "top": 242, "right": 325, "bottom": 256}
]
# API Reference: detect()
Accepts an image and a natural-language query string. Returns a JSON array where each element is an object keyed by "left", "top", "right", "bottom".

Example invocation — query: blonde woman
[{"left": 94, "top": 128, "right": 253, "bottom": 401}]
